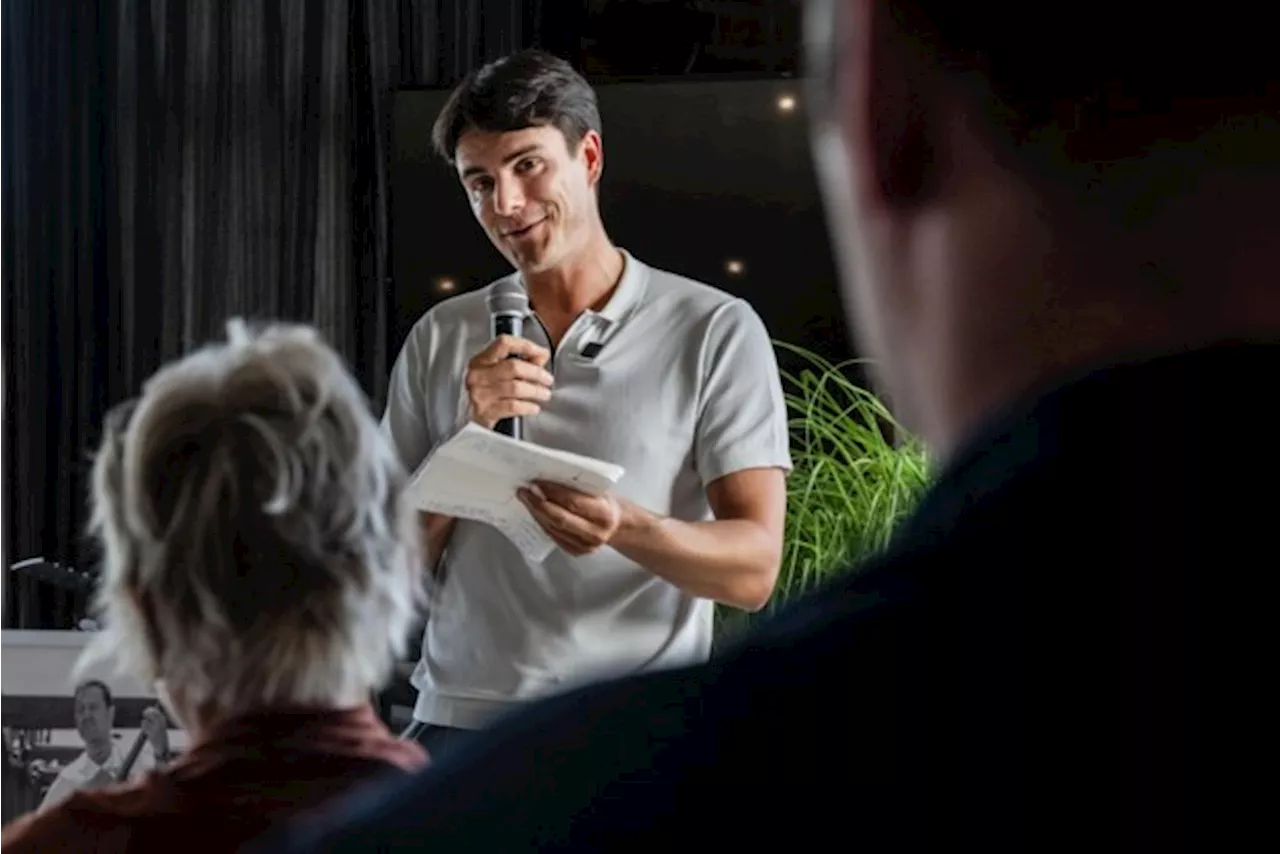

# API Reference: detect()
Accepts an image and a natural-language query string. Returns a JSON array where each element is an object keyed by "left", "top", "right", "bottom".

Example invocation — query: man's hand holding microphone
[
  {"left": 463, "top": 335, "right": 554, "bottom": 429},
  {"left": 468, "top": 281, "right": 624, "bottom": 556}
]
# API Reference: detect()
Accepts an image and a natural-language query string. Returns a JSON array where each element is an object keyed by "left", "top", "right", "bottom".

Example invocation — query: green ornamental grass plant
[{"left": 716, "top": 341, "right": 932, "bottom": 641}]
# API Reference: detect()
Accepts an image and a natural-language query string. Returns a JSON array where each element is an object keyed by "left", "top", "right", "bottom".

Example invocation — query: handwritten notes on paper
[{"left": 404, "top": 424, "right": 626, "bottom": 563}]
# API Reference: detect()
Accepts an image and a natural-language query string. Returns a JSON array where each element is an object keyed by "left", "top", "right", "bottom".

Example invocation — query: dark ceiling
[{"left": 546, "top": 1, "right": 802, "bottom": 78}]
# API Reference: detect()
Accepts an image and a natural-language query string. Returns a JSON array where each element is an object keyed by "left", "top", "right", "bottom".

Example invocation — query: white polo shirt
[{"left": 383, "top": 250, "right": 792, "bottom": 729}]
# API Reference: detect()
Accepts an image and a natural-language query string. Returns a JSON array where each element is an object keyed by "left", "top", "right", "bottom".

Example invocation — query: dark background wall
[{"left": 2, "top": 0, "right": 826, "bottom": 628}]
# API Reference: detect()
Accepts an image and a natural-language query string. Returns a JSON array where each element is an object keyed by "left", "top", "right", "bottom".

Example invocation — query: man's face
[
  {"left": 455, "top": 124, "right": 603, "bottom": 275},
  {"left": 74, "top": 685, "right": 114, "bottom": 747}
]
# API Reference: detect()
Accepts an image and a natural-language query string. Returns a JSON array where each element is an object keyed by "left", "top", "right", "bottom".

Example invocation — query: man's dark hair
[
  {"left": 75, "top": 679, "right": 114, "bottom": 707},
  {"left": 431, "top": 49, "right": 601, "bottom": 164}
]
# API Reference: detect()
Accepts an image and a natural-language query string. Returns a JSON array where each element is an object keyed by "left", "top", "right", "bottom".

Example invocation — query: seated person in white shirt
[{"left": 39, "top": 680, "right": 170, "bottom": 811}]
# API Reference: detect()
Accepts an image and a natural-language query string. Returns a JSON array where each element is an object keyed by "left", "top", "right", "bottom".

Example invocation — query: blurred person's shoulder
[
  {"left": 4, "top": 708, "right": 428, "bottom": 854},
  {"left": 1, "top": 781, "right": 155, "bottom": 853},
  {"left": 3, "top": 750, "right": 426, "bottom": 854},
  {"left": 1, "top": 775, "right": 290, "bottom": 854}
]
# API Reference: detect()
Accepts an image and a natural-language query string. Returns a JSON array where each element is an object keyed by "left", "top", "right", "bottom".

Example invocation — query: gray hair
[{"left": 78, "top": 319, "right": 425, "bottom": 718}]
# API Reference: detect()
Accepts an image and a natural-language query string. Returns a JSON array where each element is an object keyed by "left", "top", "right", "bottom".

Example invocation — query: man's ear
[
  {"left": 845, "top": 0, "right": 949, "bottom": 208},
  {"left": 579, "top": 130, "right": 604, "bottom": 188}
]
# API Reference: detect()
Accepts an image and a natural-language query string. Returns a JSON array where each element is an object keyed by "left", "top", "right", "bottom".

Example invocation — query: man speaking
[{"left": 382, "top": 49, "right": 791, "bottom": 754}]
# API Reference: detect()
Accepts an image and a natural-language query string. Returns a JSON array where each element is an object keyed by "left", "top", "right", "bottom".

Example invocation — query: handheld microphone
[{"left": 487, "top": 279, "right": 530, "bottom": 441}]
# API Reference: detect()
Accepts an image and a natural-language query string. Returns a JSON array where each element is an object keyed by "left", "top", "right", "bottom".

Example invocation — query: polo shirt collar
[
  {"left": 594, "top": 248, "right": 648, "bottom": 325},
  {"left": 518, "top": 248, "right": 648, "bottom": 327}
]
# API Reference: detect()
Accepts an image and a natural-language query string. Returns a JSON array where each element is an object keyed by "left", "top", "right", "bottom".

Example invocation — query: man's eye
[
  {"left": 471, "top": 178, "right": 494, "bottom": 195},
  {"left": 515, "top": 158, "right": 537, "bottom": 173}
]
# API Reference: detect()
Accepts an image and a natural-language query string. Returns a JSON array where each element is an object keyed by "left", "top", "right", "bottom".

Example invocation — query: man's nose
[{"left": 493, "top": 176, "right": 525, "bottom": 218}]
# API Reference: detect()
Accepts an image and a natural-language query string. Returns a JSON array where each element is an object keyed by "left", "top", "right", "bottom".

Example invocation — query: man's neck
[
  {"left": 523, "top": 229, "right": 624, "bottom": 329},
  {"left": 85, "top": 741, "right": 113, "bottom": 766}
]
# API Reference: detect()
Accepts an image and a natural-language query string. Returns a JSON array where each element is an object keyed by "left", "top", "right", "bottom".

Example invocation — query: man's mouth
[{"left": 503, "top": 218, "right": 546, "bottom": 238}]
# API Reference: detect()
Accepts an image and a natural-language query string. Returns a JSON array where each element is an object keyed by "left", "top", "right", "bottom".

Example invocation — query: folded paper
[{"left": 405, "top": 423, "right": 626, "bottom": 563}]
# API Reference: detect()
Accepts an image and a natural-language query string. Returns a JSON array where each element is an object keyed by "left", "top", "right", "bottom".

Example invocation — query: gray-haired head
[{"left": 79, "top": 319, "right": 426, "bottom": 724}]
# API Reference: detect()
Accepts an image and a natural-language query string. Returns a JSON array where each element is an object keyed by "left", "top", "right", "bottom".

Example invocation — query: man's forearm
[
  {"left": 420, "top": 512, "right": 458, "bottom": 575},
  {"left": 609, "top": 502, "right": 781, "bottom": 612}
]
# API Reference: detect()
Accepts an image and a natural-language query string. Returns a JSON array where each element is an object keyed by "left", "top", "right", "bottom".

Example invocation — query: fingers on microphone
[
  {"left": 467, "top": 359, "right": 553, "bottom": 395},
  {"left": 489, "top": 335, "right": 551, "bottom": 365},
  {"left": 501, "top": 357, "right": 554, "bottom": 387},
  {"left": 516, "top": 338, "right": 553, "bottom": 367},
  {"left": 501, "top": 400, "right": 543, "bottom": 418},
  {"left": 508, "top": 380, "right": 552, "bottom": 402},
  {"left": 472, "top": 337, "right": 512, "bottom": 366}
]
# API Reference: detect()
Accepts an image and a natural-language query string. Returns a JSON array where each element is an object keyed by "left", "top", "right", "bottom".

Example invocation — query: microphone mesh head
[{"left": 487, "top": 279, "right": 529, "bottom": 316}]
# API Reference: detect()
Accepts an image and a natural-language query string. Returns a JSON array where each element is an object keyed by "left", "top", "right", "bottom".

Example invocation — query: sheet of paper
[{"left": 405, "top": 424, "right": 626, "bottom": 563}]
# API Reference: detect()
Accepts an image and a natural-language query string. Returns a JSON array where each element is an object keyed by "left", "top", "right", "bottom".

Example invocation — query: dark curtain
[
  {"left": 3, "top": 0, "right": 551, "bottom": 628},
  {"left": 3, "top": 0, "right": 118, "bottom": 628},
  {"left": 111, "top": 0, "right": 407, "bottom": 412}
]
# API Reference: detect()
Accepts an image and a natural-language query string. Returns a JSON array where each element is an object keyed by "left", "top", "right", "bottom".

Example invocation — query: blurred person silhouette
[
  {"left": 38, "top": 681, "right": 171, "bottom": 811},
  {"left": 257, "top": 1, "right": 1280, "bottom": 850},
  {"left": 1, "top": 320, "right": 428, "bottom": 853}
]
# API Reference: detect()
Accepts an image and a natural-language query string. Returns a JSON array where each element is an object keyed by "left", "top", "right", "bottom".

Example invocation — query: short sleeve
[
  {"left": 693, "top": 299, "right": 793, "bottom": 485},
  {"left": 382, "top": 320, "right": 434, "bottom": 473},
  {"left": 0, "top": 806, "right": 81, "bottom": 852}
]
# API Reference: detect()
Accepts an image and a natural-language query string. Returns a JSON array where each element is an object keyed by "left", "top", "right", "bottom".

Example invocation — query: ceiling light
[
  {"left": 776, "top": 94, "right": 796, "bottom": 112},
  {"left": 436, "top": 277, "right": 457, "bottom": 293},
  {"left": 725, "top": 259, "right": 745, "bottom": 276}
]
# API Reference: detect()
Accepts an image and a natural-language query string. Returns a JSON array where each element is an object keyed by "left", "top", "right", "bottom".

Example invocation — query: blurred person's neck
[
  {"left": 921, "top": 166, "right": 1280, "bottom": 462},
  {"left": 522, "top": 221, "right": 623, "bottom": 330},
  {"left": 171, "top": 687, "right": 375, "bottom": 744}
]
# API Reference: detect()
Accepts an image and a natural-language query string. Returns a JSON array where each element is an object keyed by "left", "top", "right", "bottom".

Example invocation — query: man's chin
[{"left": 513, "top": 249, "right": 556, "bottom": 275}]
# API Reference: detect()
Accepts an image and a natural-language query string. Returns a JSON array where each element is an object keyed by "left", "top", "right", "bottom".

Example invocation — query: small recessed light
[
  {"left": 725, "top": 259, "right": 745, "bottom": 276},
  {"left": 777, "top": 94, "right": 796, "bottom": 112},
  {"left": 436, "top": 277, "right": 457, "bottom": 293}
]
